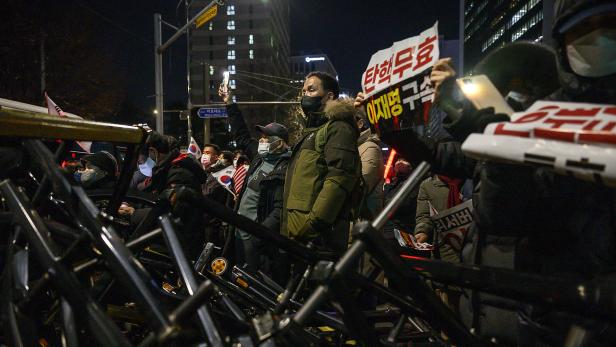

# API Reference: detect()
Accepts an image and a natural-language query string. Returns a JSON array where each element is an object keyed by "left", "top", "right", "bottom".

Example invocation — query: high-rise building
[
  {"left": 461, "top": 0, "right": 555, "bottom": 73},
  {"left": 290, "top": 54, "right": 338, "bottom": 81},
  {"left": 188, "top": 0, "right": 291, "bottom": 146},
  {"left": 289, "top": 54, "right": 352, "bottom": 96}
]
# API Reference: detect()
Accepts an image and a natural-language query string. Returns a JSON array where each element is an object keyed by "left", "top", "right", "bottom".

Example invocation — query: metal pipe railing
[{"left": 0, "top": 107, "right": 146, "bottom": 144}]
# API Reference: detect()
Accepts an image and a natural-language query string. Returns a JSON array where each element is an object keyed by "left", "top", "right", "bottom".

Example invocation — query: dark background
[{"left": 1, "top": 0, "right": 459, "bottom": 127}]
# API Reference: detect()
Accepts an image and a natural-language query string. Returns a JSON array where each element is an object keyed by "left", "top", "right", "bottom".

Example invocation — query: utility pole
[
  {"left": 154, "top": 14, "right": 164, "bottom": 133},
  {"left": 203, "top": 62, "right": 211, "bottom": 145},
  {"left": 154, "top": 0, "right": 222, "bottom": 135},
  {"left": 40, "top": 30, "right": 46, "bottom": 105},
  {"left": 185, "top": 0, "right": 192, "bottom": 142}
]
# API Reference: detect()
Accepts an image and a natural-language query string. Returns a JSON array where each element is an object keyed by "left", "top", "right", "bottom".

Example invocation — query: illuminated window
[
  {"left": 228, "top": 65, "right": 236, "bottom": 74},
  {"left": 228, "top": 36, "right": 235, "bottom": 45},
  {"left": 227, "top": 5, "right": 235, "bottom": 15},
  {"left": 249, "top": 34, "right": 254, "bottom": 44},
  {"left": 482, "top": 25, "right": 505, "bottom": 52},
  {"left": 249, "top": 49, "right": 254, "bottom": 60},
  {"left": 227, "top": 20, "right": 235, "bottom": 30},
  {"left": 227, "top": 50, "right": 235, "bottom": 60},
  {"left": 230, "top": 80, "right": 236, "bottom": 90},
  {"left": 511, "top": 11, "right": 543, "bottom": 41},
  {"left": 209, "top": 66, "right": 214, "bottom": 76}
]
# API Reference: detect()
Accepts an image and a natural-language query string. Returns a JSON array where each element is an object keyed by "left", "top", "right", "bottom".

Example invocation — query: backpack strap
[{"left": 314, "top": 120, "right": 331, "bottom": 154}]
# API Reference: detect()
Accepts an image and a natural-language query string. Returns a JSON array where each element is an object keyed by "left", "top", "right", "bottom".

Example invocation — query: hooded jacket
[
  {"left": 282, "top": 100, "right": 361, "bottom": 254},
  {"left": 357, "top": 128, "right": 384, "bottom": 219},
  {"left": 145, "top": 149, "right": 207, "bottom": 196}
]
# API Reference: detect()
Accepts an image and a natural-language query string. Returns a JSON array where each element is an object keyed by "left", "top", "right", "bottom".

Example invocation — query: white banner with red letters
[
  {"left": 462, "top": 100, "right": 616, "bottom": 187},
  {"left": 361, "top": 22, "right": 439, "bottom": 136}
]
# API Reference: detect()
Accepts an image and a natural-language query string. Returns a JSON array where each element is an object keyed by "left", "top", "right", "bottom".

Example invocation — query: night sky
[
  {"left": 289, "top": 0, "right": 460, "bottom": 92},
  {"left": 61, "top": 0, "right": 460, "bottom": 110}
]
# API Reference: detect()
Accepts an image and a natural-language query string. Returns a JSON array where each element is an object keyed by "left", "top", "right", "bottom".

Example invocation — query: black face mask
[{"left": 301, "top": 95, "right": 324, "bottom": 115}]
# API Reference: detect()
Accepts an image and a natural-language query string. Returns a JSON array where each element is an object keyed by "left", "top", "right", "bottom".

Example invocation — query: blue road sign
[{"left": 197, "top": 107, "right": 228, "bottom": 119}]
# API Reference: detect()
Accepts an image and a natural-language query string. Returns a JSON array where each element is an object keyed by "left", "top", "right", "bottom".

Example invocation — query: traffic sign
[
  {"left": 195, "top": 5, "right": 217, "bottom": 29},
  {"left": 197, "top": 107, "right": 227, "bottom": 119}
]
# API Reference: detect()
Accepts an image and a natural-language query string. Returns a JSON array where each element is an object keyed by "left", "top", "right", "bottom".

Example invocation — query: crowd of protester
[{"left": 39, "top": 1, "right": 616, "bottom": 344}]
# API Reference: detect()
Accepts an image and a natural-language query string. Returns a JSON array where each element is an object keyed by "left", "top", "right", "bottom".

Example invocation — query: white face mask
[
  {"left": 257, "top": 142, "right": 270, "bottom": 156},
  {"left": 138, "top": 157, "right": 155, "bottom": 177},
  {"left": 201, "top": 154, "right": 211, "bottom": 167},
  {"left": 233, "top": 158, "right": 238, "bottom": 167},
  {"left": 566, "top": 28, "right": 616, "bottom": 78}
]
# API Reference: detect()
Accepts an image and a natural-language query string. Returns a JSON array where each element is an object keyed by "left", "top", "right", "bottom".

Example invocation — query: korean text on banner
[
  {"left": 429, "top": 199, "right": 473, "bottom": 252},
  {"left": 462, "top": 100, "right": 616, "bottom": 188},
  {"left": 361, "top": 22, "right": 439, "bottom": 136}
]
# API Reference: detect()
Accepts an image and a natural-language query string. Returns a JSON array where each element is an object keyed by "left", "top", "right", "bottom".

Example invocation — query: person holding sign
[{"left": 281, "top": 71, "right": 361, "bottom": 256}]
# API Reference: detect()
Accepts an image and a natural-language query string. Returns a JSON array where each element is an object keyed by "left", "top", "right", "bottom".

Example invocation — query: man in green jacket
[{"left": 282, "top": 71, "right": 361, "bottom": 255}]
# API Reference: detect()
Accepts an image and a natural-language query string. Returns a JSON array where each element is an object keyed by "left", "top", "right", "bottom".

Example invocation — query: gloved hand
[
  {"left": 298, "top": 217, "right": 329, "bottom": 241},
  {"left": 442, "top": 106, "right": 509, "bottom": 142}
]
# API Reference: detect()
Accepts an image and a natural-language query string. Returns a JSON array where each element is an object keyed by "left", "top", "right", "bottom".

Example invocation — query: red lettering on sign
[
  {"left": 414, "top": 36, "right": 437, "bottom": 71},
  {"left": 493, "top": 123, "right": 530, "bottom": 137},
  {"left": 537, "top": 105, "right": 560, "bottom": 111},
  {"left": 392, "top": 47, "right": 414, "bottom": 79},
  {"left": 603, "top": 122, "right": 616, "bottom": 131},
  {"left": 363, "top": 66, "right": 376, "bottom": 93},
  {"left": 555, "top": 107, "right": 600, "bottom": 117},
  {"left": 376, "top": 57, "right": 393, "bottom": 84},
  {"left": 543, "top": 118, "right": 586, "bottom": 128},
  {"left": 513, "top": 111, "right": 548, "bottom": 123},
  {"left": 583, "top": 120, "right": 601, "bottom": 131},
  {"left": 603, "top": 107, "right": 616, "bottom": 116}
]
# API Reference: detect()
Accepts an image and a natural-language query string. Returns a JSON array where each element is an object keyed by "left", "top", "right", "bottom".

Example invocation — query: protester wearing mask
[
  {"left": 202, "top": 146, "right": 233, "bottom": 202},
  {"left": 130, "top": 151, "right": 155, "bottom": 191},
  {"left": 352, "top": 2, "right": 616, "bottom": 343},
  {"left": 130, "top": 132, "right": 207, "bottom": 258},
  {"left": 282, "top": 71, "right": 361, "bottom": 256},
  {"left": 144, "top": 133, "right": 206, "bottom": 196},
  {"left": 552, "top": 0, "right": 616, "bottom": 103},
  {"left": 200, "top": 144, "right": 220, "bottom": 171},
  {"left": 219, "top": 85, "right": 291, "bottom": 279},
  {"left": 75, "top": 151, "right": 118, "bottom": 189}
]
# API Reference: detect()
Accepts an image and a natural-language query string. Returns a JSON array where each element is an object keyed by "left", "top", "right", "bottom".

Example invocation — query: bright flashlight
[{"left": 460, "top": 79, "right": 479, "bottom": 96}]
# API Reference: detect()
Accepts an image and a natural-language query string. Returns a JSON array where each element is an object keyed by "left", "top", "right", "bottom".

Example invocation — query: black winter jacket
[{"left": 145, "top": 149, "right": 207, "bottom": 196}]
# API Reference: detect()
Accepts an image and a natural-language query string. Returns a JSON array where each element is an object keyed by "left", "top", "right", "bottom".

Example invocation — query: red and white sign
[
  {"left": 361, "top": 22, "right": 439, "bottom": 98},
  {"left": 462, "top": 100, "right": 616, "bottom": 187},
  {"left": 360, "top": 22, "right": 439, "bottom": 137},
  {"left": 484, "top": 101, "right": 616, "bottom": 146}
]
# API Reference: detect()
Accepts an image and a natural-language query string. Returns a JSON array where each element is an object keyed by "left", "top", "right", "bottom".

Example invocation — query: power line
[
  {"left": 72, "top": 0, "right": 152, "bottom": 45},
  {"left": 234, "top": 69, "right": 297, "bottom": 82},
  {"left": 235, "top": 72, "right": 301, "bottom": 90},
  {"left": 233, "top": 76, "right": 293, "bottom": 100}
]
